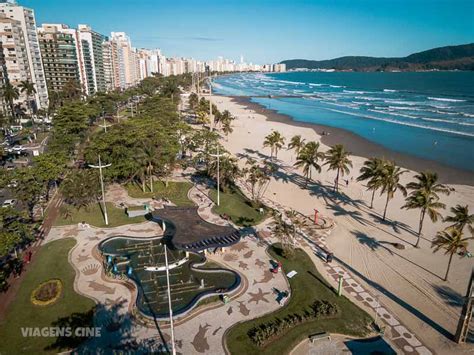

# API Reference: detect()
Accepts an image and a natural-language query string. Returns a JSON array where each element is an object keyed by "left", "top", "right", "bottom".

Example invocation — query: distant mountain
[{"left": 281, "top": 43, "right": 474, "bottom": 71}]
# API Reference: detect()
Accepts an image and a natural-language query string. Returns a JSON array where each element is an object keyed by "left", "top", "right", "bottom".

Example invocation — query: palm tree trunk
[
  {"left": 334, "top": 168, "right": 340, "bottom": 192},
  {"left": 383, "top": 193, "right": 390, "bottom": 221},
  {"left": 370, "top": 189, "right": 376, "bottom": 209},
  {"left": 444, "top": 252, "right": 454, "bottom": 281},
  {"left": 415, "top": 209, "right": 426, "bottom": 248},
  {"left": 149, "top": 174, "right": 153, "bottom": 193},
  {"left": 142, "top": 178, "right": 145, "bottom": 193}
]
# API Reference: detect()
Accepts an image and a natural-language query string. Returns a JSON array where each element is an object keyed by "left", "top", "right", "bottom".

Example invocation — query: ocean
[{"left": 213, "top": 71, "right": 474, "bottom": 173}]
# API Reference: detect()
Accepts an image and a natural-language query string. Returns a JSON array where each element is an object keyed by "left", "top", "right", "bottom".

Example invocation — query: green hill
[{"left": 281, "top": 43, "right": 474, "bottom": 71}]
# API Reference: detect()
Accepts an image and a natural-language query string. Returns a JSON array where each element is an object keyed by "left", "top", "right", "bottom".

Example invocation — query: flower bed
[{"left": 30, "top": 279, "right": 63, "bottom": 306}]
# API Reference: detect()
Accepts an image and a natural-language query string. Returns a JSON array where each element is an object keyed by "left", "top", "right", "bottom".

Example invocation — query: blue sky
[{"left": 23, "top": 0, "right": 474, "bottom": 64}]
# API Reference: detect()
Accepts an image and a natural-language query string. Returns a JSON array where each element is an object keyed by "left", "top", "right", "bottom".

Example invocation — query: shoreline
[{"left": 226, "top": 95, "right": 474, "bottom": 186}]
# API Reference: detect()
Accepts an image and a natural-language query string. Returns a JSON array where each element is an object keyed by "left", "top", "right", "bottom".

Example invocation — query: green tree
[
  {"left": 61, "top": 169, "right": 101, "bottom": 211},
  {"left": 444, "top": 205, "right": 474, "bottom": 235},
  {"left": 357, "top": 157, "right": 385, "bottom": 209},
  {"left": 263, "top": 131, "right": 285, "bottom": 160},
  {"left": 378, "top": 161, "right": 407, "bottom": 221},
  {"left": 18, "top": 80, "right": 36, "bottom": 115},
  {"left": 288, "top": 135, "right": 306, "bottom": 156},
  {"left": 12, "top": 168, "right": 44, "bottom": 221},
  {"left": 431, "top": 227, "right": 473, "bottom": 281},
  {"left": 243, "top": 159, "right": 270, "bottom": 204},
  {"left": 2, "top": 82, "right": 20, "bottom": 119},
  {"left": 208, "top": 152, "right": 240, "bottom": 192},
  {"left": 403, "top": 171, "right": 450, "bottom": 247},
  {"left": 293, "top": 141, "right": 325, "bottom": 187},
  {"left": 271, "top": 212, "right": 295, "bottom": 258},
  {"left": 324, "top": 144, "right": 352, "bottom": 192}
]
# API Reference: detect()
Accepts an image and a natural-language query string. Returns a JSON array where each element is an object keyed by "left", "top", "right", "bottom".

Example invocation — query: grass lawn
[
  {"left": 0, "top": 238, "right": 96, "bottom": 354},
  {"left": 225, "top": 245, "right": 373, "bottom": 354},
  {"left": 125, "top": 181, "right": 194, "bottom": 207},
  {"left": 209, "top": 187, "right": 268, "bottom": 226},
  {"left": 54, "top": 202, "right": 146, "bottom": 228}
]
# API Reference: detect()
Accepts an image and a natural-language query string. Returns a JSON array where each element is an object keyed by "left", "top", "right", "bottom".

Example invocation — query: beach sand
[{"left": 213, "top": 94, "right": 474, "bottom": 354}]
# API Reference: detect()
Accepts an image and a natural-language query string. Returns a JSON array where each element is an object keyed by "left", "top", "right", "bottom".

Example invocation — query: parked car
[{"left": 2, "top": 199, "right": 16, "bottom": 208}]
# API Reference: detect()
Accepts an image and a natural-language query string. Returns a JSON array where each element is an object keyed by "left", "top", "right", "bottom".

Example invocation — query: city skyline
[{"left": 21, "top": 0, "right": 474, "bottom": 63}]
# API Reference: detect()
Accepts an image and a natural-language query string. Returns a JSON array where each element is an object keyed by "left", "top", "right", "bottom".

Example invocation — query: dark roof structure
[{"left": 150, "top": 206, "right": 240, "bottom": 251}]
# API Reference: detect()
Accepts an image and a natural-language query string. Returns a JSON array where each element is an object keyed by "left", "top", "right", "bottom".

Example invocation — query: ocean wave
[
  {"left": 420, "top": 117, "right": 454, "bottom": 124},
  {"left": 384, "top": 100, "right": 419, "bottom": 106},
  {"left": 428, "top": 97, "right": 466, "bottom": 103},
  {"left": 388, "top": 106, "right": 425, "bottom": 111},
  {"left": 369, "top": 109, "right": 418, "bottom": 119},
  {"left": 355, "top": 96, "right": 383, "bottom": 101},
  {"left": 460, "top": 112, "right": 474, "bottom": 118},
  {"left": 308, "top": 83, "right": 323, "bottom": 87},
  {"left": 324, "top": 107, "right": 474, "bottom": 138},
  {"left": 383, "top": 89, "right": 398, "bottom": 92},
  {"left": 330, "top": 85, "right": 345, "bottom": 88},
  {"left": 459, "top": 122, "right": 474, "bottom": 126},
  {"left": 343, "top": 90, "right": 366, "bottom": 94}
]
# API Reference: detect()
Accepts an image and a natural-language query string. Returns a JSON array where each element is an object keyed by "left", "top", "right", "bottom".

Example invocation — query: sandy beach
[{"left": 214, "top": 94, "right": 474, "bottom": 354}]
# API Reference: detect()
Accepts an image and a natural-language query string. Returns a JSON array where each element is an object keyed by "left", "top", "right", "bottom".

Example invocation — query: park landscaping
[
  {"left": 209, "top": 186, "right": 268, "bottom": 226},
  {"left": 0, "top": 238, "right": 96, "bottom": 354},
  {"left": 54, "top": 202, "right": 146, "bottom": 228},
  {"left": 125, "top": 181, "right": 194, "bottom": 207},
  {"left": 225, "top": 244, "right": 373, "bottom": 354}
]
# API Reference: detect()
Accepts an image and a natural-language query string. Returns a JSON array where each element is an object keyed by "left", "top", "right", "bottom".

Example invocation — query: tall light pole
[
  {"left": 88, "top": 155, "right": 112, "bottom": 225},
  {"left": 164, "top": 243, "right": 176, "bottom": 355},
  {"left": 99, "top": 110, "right": 112, "bottom": 132},
  {"left": 209, "top": 145, "right": 226, "bottom": 206},
  {"left": 208, "top": 77, "right": 214, "bottom": 131}
]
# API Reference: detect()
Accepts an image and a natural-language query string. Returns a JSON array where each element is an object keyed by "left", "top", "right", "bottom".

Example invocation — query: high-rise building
[
  {"left": 0, "top": 0, "right": 48, "bottom": 110},
  {"left": 0, "top": 14, "right": 30, "bottom": 88},
  {"left": 108, "top": 32, "right": 138, "bottom": 89},
  {"left": 37, "top": 24, "right": 80, "bottom": 93},
  {"left": 77, "top": 24, "right": 108, "bottom": 94}
]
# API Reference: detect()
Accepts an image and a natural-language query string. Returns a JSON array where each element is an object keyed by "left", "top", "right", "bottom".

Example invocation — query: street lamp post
[
  {"left": 88, "top": 155, "right": 112, "bottom": 225},
  {"left": 99, "top": 110, "right": 111, "bottom": 132}
]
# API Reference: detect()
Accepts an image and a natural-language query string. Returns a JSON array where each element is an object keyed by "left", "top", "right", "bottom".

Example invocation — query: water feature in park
[{"left": 98, "top": 236, "right": 240, "bottom": 318}]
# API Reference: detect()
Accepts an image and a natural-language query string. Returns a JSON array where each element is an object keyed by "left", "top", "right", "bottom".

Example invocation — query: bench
[{"left": 309, "top": 332, "right": 331, "bottom": 343}]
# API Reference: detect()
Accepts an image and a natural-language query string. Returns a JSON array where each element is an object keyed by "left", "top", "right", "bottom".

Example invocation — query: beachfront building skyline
[
  {"left": 0, "top": 13, "right": 31, "bottom": 109},
  {"left": 37, "top": 24, "right": 80, "bottom": 94},
  {"left": 0, "top": 0, "right": 48, "bottom": 110}
]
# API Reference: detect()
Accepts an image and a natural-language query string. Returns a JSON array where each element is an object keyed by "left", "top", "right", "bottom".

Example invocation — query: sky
[{"left": 22, "top": 0, "right": 474, "bottom": 64}]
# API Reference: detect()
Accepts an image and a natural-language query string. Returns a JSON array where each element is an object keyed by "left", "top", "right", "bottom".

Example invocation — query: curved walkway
[{"left": 234, "top": 177, "right": 433, "bottom": 355}]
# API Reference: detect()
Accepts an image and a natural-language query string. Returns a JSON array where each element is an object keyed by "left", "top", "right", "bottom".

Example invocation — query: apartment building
[
  {"left": 0, "top": 0, "right": 48, "bottom": 110},
  {"left": 37, "top": 24, "right": 80, "bottom": 93}
]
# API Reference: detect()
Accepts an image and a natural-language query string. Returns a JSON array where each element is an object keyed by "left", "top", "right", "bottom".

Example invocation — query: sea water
[{"left": 213, "top": 72, "right": 474, "bottom": 173}]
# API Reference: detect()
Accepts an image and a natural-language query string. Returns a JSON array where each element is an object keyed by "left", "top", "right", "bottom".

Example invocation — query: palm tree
[
  {"left": 2, "top": 83, "right": 20, "bottom": 119},
  {"left": 222, "top": 120, "right": 233, "bottom": 140},
  {"left": 19, "top": 80, "right": 36, "bottom": 115},
  {"left": 432, "top": 227, "right": 473, "bottom": 281},
  {"left": 271, "top": 212, "right": 294, "bottom": 258},
  {"left": 141, "top": 142, "right": 157, "bottom": 193},
  {"left": 357, "top": 157, "right": 385, "bottom": 209},
  {"left": 444, "top": 205, "right": 474, "bottom": 235},
  {"left": 293, "top": 141, "right": 325, "bottom": 187},
  {"left": 403, "top": 171, "right": 450, "bottom": 247},
  {"left": 208, "top": 154, "right": 241, "bottom": 193},
  {"left": 324, "top": 144, "right": 352, "bottom": 192},
  {"left": 405, "top": 171, "right": 451, "bottom": 198},
  {"left": 288, "top": 135, "right": 306, "bottom": 156},
  {"left": 263, "top": 131, "right": 285, "bottom": 160},
  {"left": 403, "top": 192, "right": 445, "bottom": 247},
  {"left": 378, "top": 161, "right": 407, "bottom": 221}
]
